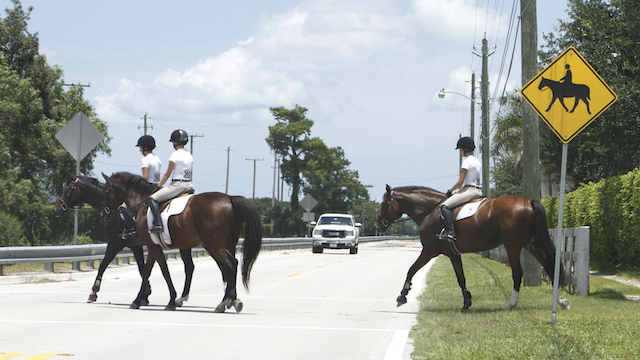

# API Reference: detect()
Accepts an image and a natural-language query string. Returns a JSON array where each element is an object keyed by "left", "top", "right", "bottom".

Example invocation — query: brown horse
[
  {"left": 103, "top": 172, "right": 262, "bottom": 312},
  {"left": 374, "top": 185, "right": 564, "bottom": 312},
  {"left": 52, "top": 174, "right": 194, "bottom": 306}
]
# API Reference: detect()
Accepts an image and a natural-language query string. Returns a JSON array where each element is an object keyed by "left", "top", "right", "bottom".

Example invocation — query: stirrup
[
  {"left": 149, "top": 226, "right": 164, "bottom": 233},
  {"left": 121, "top": 229, "right": 137, "bottom": 241},
  {"left": 438, "top": 228, "right": 456, "bottom": 242}
]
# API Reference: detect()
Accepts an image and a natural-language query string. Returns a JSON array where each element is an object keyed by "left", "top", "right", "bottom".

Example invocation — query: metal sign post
[
  {"left": 520, "top": 47, "right": 617, "bottom": 324},
  {"left": 55, "top": 112, "right": 105, "bottom": 267},
  {"left": 300, "top": 194, "right": 318, "bottom": 237}
]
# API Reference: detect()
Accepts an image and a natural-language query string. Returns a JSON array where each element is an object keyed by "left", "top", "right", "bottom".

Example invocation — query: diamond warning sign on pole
[{"left": 520, "top": 46, "right": 617, "bottom": 143}]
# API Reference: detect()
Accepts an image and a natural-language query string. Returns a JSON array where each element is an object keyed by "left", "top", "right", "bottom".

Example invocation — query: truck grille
[{"left": 322, "top": 230, "right": 346, "bottom": 238}]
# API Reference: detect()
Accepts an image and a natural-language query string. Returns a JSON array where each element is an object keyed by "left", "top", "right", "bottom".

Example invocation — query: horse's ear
[
  {"left": 68, "top": 173, "right": 77, "bottom": 181},
  {"left": 386, "top": 184, "right": 392, "bottom": 193},
  {"left": 102, "top": 172, "right": 110, "bottom": 182}
]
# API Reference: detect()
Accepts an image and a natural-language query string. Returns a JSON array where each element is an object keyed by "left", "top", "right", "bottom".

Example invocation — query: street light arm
[{"left": 438, "top": 88, "right": 480, "bottom": 105}]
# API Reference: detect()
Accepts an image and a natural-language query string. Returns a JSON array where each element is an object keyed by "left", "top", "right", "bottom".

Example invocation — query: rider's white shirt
[
  {"left": 461, "top": 155, "right": 481, "bottom": 187},
  {"left": 169, "top": 148, "right": 193, "bottom": 181},
  {"left": 141, "top": 153, "right": 162, "bottom": 184}
]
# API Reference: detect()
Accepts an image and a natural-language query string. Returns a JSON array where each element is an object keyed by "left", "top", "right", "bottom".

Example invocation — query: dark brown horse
[
  {"left": 103, "top": 172, "right": 262, "bottom": 312},
  {"left": 374, "top": 185, "right": 564, "bottom": 312},
  {"left": 53, "top": 174, "right": 194, "bottom": 306}
]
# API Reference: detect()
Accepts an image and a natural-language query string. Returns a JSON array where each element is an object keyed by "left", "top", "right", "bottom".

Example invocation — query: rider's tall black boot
[
  {"left": 439, "top": 204, "right": 456, "bottom": 241},
  {"left": 147, "top": 198, "right": 164, "bottom": 233},
  {"left": 119, "top": 206, "right": 137, "bottom": 241}
]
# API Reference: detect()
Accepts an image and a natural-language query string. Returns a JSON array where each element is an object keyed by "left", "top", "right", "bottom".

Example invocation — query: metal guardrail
[{"left": 0, "top": 235, "right": 412, "bottom": 275}]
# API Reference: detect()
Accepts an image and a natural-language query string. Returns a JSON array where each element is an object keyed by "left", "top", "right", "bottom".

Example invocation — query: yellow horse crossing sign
[{"left": 520, "top": 46, "right": 617, "bottom": 143}]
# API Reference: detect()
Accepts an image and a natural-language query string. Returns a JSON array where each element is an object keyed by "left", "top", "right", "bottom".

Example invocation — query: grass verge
[{"left": 411, "top": 254, "right": 640, "bottom": 360}]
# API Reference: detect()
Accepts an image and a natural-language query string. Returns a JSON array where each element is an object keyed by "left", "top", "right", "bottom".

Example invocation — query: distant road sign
[
  {"left": 300, "top": 194, "right": 318, "bottom": 212},
  {"left": 55, "top": 112, "right": 105, "bottom": 161},
  {"left": 520, "top": 46, "right": 617, "bottom": 143}
]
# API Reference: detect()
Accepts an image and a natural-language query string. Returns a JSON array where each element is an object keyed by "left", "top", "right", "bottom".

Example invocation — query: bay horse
[
  {"left": 374, "top": 185, "right": 565, "bottom": 312},
  {"left": 102, "top": 172, "right": 262, "bottom": 312},
  {"left": 538, "top": 77, "right": 591, "bottom": 114},
  {"left": 53, "top": 174, "right": 194, "bottom": 306}
]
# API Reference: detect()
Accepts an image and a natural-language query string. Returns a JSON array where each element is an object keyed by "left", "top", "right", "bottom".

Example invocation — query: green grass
[{"left": 411, "top": 254, "right": 640, "bottom": 360}]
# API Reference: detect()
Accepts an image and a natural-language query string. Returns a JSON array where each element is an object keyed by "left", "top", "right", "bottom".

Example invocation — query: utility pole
[
  {"left": 271, "top": 154, "right": 277, "bottom": 235},
  {"left": 188, "top": 134, "right": 204, "bottom": 155},
  {"left": 246, "top": 158, "right": 264, "bottom": 199},
  {"left": 470, "top": 72, "right": 476, "bottom": 142},
  {"left": 521, "top": 0, "right": 542, "bottom": 286},
  {"left": 476, "top": 37, "right": 493, "bottom": 198},
  {"left": 139, "top": 113, "right": 153, "bottom": 135},
  {"left": 225, "top": 146, "right": 231, "bottom": 194}
]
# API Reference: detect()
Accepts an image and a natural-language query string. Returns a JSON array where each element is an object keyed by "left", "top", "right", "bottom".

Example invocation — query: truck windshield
[{"left": 318, "top": 217, "right": 353, "bottom": 226}]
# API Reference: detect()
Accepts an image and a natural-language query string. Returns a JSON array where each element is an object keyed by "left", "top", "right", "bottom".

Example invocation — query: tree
[
  {"left": 490, "top": 90, "right": 525, "bottom": 197},
  {"left": 301, "top": 139, "right": 369, "bottom": 215},
  {"left": 539, "top": 0, "right": 640, "bottom": 187},
  {"left": 266, "top": 105, "right": 312, "bottom": 215},
  {"left": 0, "top": 1, "right": 110, "bottom": 245}
]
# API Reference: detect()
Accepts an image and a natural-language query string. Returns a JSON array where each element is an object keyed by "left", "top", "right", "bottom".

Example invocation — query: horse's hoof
[
  {"left": 214, "top": 303, "right": 227, "bottom": 313},
  {"left": 232, "top": 300, "right": 243, "bottom": 313},
  {"left": 176, "top": 295, "right": 189, "bottom": 307},
  {"left": 461, "top": 307, "right": 470, "bottom": 313},
  {"left": 164, "top": 303, "right": 177, "bottom": 311},
  {"left": 87, "top": 294, "right": 97, "bottom": 303},
  {"left": 396, "top": 295, "right": 407, "bottom": 307},
  {"left": 141, "top": 299, "right": 149, "bottom": 307},
  {"left": 130, "top": 302, "right": 140, "bottom": 309}
]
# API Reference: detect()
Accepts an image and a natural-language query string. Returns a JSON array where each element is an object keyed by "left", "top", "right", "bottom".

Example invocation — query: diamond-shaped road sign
[
  {"left": 300, "top": 194, "right": 318, "bottom": 212},
  {"left": 55, "top": 112, "right": 105, "bottom": 162},
  {"left": 520, "top": 46, "right": 617, "bottom": 143}
]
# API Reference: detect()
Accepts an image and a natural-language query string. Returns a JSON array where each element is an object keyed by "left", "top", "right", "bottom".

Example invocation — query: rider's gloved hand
[{"left": 446, "top": 189, "right": 453, "bottom": 198}]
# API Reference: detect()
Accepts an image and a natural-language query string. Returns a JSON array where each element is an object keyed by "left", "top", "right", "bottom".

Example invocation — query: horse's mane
[
  {"left": 110, "top": 172, "right": 158, "bottom": 195},
  {"left": 393, "top": 186, "right": 443, "bottom": 195},
  {"left": 78, "top": 176, "right": 105, "bottom": 191}
]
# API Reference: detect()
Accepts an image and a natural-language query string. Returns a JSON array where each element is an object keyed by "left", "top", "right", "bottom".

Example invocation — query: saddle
[
  {"left": 158, "top": 188, "right": 195, "bottom": 211},
  {"left": 451, "top": 196, "right": 486, "bottom": 221}
]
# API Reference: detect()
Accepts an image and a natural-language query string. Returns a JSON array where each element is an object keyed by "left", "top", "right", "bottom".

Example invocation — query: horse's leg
[
  {"left": 448, "top": 254, "right": 472, "bottom": 313},
  {"left": 545, "top": 97, "right": 557, "bottom": 112},
  {"left": 148, "top": 245, "right": 178, "bottom": 311},
  {"left": 558, "top": 97, "right": 570, "bottom": 112},
  {"left": 175, "top": 249, "right": 194, "bottom": 307},
  {"left": 131, "top": 245, "right": 152, "bottom": 306},
  {"left": 503, "top": 247, "right": 524, "bottom": 311},
  {"left": 397, "top": 248, "right": 437, "bottom": 307},
  {"left": 88, "top": 238, "right": 124, "bottom": 303},
  {"left": 131, "top": 250, "right": 155, "bottom": 309},
  {"left": 569, "top": 97, "right": 580, "bottom": 113},
  {"left": 208, "top": 247, "right": 241, "bottom": 313}
]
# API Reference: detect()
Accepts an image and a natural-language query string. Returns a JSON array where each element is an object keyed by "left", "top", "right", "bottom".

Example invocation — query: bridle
[
  {"left": 378, "top": 190, "right": 446, "bottom": 229},
  {"left": 57, "top": 178, "right": 79, "bottom": 212}
]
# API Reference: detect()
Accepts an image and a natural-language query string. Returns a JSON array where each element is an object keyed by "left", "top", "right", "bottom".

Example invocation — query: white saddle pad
[
  {"left": 147, "top": 194, "right": 193, "bottom": 248},
  {"left": 456, "top": 199, "right": 486, "bottom": 221}
]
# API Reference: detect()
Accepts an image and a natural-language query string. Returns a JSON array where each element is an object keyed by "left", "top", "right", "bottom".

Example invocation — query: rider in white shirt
[
  {"left": 439, "top": 137, "right": 482, "bottom": 242},
  {"left": 147, "top": 129, "right": 194, "bottom": 233},
  {"left": 137, "top": 135, "right": 162, "bottom": 184}
]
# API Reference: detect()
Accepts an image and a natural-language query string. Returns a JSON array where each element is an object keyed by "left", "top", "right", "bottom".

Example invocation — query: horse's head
[
  {"left": 102, "top": 172, "right": 156, "bottom": 213},
  {"left": 53, "top": 173, "right": 80, "bottom": 217},
  {"left": 538, "top": 77, "right": 550, "bottom": 90},
  {"left": 374, "top": 185, "right": 404, "bottom": 233}
]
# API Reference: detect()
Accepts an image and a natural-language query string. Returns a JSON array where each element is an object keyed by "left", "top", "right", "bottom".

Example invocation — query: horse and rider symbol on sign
[
  {"left": 521, "top": 46, "right": 617, "bottom": 143},
  {"left": 538, "top": 64, "right": 591, "bottom": 115}
]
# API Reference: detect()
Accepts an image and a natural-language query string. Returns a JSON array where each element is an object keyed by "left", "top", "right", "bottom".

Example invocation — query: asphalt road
[{"left": 0, "top": 240, "right": 434, "bottom": 360}]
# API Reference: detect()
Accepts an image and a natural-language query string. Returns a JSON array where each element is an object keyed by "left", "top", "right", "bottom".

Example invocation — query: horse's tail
[
  {"left": 526, "top": 199, "right": 565, "bottom": 287},
  {"left": 230, "top": 196, "right": 263, "bottom": 291}
]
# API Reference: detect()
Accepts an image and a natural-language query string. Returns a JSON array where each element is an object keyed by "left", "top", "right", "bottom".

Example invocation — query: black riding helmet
[
  {"left": 170, "top": 129, "right": 189, "bottom": 145},
  {"left": 456, "top": 137, "right": 475, "bottom": 152},
  {"left": 136, "top": 135, "right": 156, "bottom": 150}
]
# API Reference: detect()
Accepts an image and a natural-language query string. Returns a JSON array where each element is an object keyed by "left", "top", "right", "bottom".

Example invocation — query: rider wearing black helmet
[
  {"left": 136, "top": 135, "right": 162, "bottom": 184},
  {"left": 439, "top": 136, "right": 482, "bottom": 242},
  {"left": 147, "top": 130, "right": 193, "bottom": 233}
]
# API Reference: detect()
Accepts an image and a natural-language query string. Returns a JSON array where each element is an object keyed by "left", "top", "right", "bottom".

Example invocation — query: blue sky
[{"left": 4, "top": 0, "right": 568, "bottom": 204}]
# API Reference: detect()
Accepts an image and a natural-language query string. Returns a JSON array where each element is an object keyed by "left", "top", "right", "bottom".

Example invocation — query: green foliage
[
  {"left": 542, "top": 168, "right": 640, "bottom": 268},
  {"left": 266, "top": 105, "right": 370, "bottom": 235},
  {"left": 0, "top": 210, "right": 27, "bottom": 246},
  {"left": 0, "top": 1, "right": 111, "bottom": 245},
  {"left": 539, "top": 0, "right": 640, "bottom": 187}
]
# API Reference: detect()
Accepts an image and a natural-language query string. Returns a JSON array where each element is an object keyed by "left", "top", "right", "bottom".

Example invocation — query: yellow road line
[
  {"left": 0, "top": 354, "right": 25, "bottom": 360},
  {"left": 24, "top": 355, "right": 57, "bottom": 360}
]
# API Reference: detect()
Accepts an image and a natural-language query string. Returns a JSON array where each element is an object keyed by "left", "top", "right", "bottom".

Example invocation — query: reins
[{"left": 380, "top": 191, "right": 446, "bottom": 228}]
